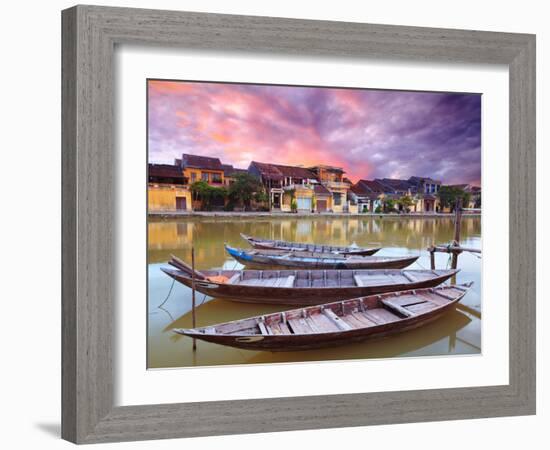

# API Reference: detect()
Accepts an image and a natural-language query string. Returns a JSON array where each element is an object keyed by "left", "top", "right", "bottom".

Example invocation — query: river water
[{"left": 148, "top": 215, "right": 481, "bottom": 368}]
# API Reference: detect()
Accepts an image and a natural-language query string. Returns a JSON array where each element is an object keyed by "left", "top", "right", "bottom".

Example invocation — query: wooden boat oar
[{"left": 169, "top": 254, "right": 207, "bottom": 280}]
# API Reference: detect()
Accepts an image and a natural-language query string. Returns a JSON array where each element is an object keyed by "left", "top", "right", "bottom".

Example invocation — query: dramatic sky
[{"left": 148, "top": 80, "right": 481, "bottom": 185}]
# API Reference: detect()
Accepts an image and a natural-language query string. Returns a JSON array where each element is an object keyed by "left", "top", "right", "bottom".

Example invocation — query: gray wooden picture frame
[{"left": 62, "top": 5, "right": 536, "bottom": 444}]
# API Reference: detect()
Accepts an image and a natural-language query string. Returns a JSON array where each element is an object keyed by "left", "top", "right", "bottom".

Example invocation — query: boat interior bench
[{"left": 233, "top": 274, "right": 296, "bottom": 287}]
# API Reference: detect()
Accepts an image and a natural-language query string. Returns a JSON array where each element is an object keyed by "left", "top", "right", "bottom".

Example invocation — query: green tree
[
  {"left": 190, "top": 181, "right": 227, "bottom": 211},
  {"left": 228, "top": 173, "right": 264, "bottom": 210},
  {"left": 253, "top": 190, "right": 269, "bottom": 205},
  {"left": 290, "top": 198, "right": 298, "bottom": 213},
  {"left": 397, "top": 195, "right": 415, "bottom": 213},
  {"left": 437, "top": 186, "right": 471, "bottom": 211},
  {"left": 383, "top": 198, "right": 396, "bottom": 213}
]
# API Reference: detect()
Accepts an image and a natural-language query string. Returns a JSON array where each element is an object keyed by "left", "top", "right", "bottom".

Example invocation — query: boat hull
[
  {"left": 180, "top": 309, "right": 451, "bottom": 351},
  {"left": 174, "top": 284, "right": 472, "bottom": 351},
  {"left": 161, "top": 268, "right": 458, "bottom": 306},
  {"left": 241, "top": 233, "right": 380, "bottom": 256},
  {"left": 227, "top": 246, "right": 418, "bottom": 270}
]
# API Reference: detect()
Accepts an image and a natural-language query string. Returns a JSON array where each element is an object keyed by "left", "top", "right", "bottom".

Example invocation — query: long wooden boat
[
  {"left": 161, "top": 255, "right": 459, "bottom": 306},
  {"left": 225, "top": 245, "right": 418, "bottom": 270},
  {"left": 241, "top": 233, "right": 380, "bottom": 256},
  {"left": 173, "top": 283, "right": 473, "bottom": 351}
]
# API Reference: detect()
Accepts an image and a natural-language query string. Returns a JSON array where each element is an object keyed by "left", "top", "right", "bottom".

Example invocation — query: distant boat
[
  {"left": 240, "top": 233, "right": 381, "bottom": 256},
  {"left": 225, "top": 245, "right": 418, "bottom": 270},
  {"left": 161, "top": 255, "right": 459, "bottom": 306},
  {"left": 173, "top": 283, "right": 473, "bottom": 351}
]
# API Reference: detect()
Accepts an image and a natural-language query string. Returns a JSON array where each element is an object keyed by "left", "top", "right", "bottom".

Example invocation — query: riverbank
[{"left": 149, "top": 211, "right": 481, "bottom": 219}]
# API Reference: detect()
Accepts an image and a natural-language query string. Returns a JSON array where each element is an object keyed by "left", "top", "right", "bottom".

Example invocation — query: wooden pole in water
[
  {"left": 451, "top": 198, "right": 463, "bottom": 269},
  {"left": 191, "top": 247, "right": 197, "bottom": 351},
  {"left": 429, "top": 246, "right": 436, "bottom": 270}
]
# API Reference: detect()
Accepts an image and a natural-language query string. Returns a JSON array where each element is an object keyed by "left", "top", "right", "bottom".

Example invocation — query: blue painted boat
[{"left": 225, "top": 245, "right": 418, "bottom": 270}]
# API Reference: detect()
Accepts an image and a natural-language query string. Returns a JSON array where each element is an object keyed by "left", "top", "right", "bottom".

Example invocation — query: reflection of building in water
[
  {"left": 148, "top": 221, "right": 192, "bottom": 250},
  {"left": 148, "top": 216, "right": 481, "bottom": 274},
  {"left": 296, "top": 220, "right": 312, "bottom": 237}
]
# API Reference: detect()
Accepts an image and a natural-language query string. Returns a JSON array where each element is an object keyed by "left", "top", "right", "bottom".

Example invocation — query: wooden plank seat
[
  {"left": 287, "top": 317, "right": 315, "bottom": 334},
  {"left": 354, "top": 274, "right": 392, "bottom": 287},
  {"left": 363, "top": 308, "right": 401, "bottom": 324},
  {"left": 308, "top": 313, "right": 341, "bottom": 333},
  {"left": 381, "top": 299, "right": 416, "bottom": 317},
  {"left": 383, "top": 295, "right": 425, "bottom": 307},
  {"left": 405, "top": 301, "right": 437, "bottom": 314},
  {"left": 323, "top": 309, "right": 353, "bottom": 331},
  {"left": 237, "top": 275, "right": 295, "bottom": 287},
  {"left": 349, "top": 312, "right": 378, "bottom": 327}
]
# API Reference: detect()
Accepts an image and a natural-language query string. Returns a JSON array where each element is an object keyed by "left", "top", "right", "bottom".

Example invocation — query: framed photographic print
[{"left": 62, "top": 5, "right": 535, "bottom": 444}]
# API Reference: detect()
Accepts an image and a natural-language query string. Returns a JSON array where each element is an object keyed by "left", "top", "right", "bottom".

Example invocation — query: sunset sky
[{"left": 148, "top": 80, "right": 481, "bottom": 185}]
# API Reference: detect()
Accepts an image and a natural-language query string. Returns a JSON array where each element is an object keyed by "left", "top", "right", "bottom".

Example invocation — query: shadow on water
[{"left": 147, "top": 216, "right": 481, "bottom": 368}]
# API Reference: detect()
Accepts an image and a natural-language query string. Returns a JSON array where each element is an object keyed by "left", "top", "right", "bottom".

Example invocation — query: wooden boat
[
  {"left": 173, "top": 283, "right": 473, "bottom": 351},
  {"left": 161, "top": 255, "right": 459, "bottom": 306},
  {"left": 240, "top": 233, "right": 380, "bottom": 256},
  {"left": 225, "top": 245, "right": 418, "bottom": 270}
]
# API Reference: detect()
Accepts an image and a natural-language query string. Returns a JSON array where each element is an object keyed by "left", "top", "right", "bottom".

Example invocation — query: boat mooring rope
[{"left": 158, "top": 278, "right": 176, "bottom": 308}]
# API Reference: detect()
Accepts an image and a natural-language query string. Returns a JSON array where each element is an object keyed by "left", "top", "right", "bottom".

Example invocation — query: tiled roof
[
  {"left": 181, "top": 153, "right": 223, "bottom": 170},
  {"left": 221, "top": 164, "right": 248, "bottom": 177},
  {"left": 313, "top": 184, "right": 331, "bottom": 195},
  {"left": 357, "top": 179, "right": 391, "bottom": 193},
  {"left": 148, "top": 164, "right": 186, "bottom": 182},
  {"left": 250, "top": 161, "right": 317, "bottom": 180},
  {"left": 409, "top": 176, "right": 442, "bottom": 185},
  {"left": 350, "top": 183, "right": 382, "bottom": 200},
  {"left": 447, "top": 183, "right": 469, "bottom": 190},
  {"left": 377, "top": 178, "right": 412, "bottom": 192},
  {"left": 309, "top": 165, "right": 345, "bottom": 173}
]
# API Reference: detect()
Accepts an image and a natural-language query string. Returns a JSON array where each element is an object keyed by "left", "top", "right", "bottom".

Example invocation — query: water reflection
[{"left": 148, "top": 216, "right": 481, "bottom": 368}]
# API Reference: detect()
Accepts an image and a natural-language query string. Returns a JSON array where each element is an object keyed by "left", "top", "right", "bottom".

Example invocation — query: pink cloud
[{"left": 148, "top": 80, "right": 481, "bottom": 185}]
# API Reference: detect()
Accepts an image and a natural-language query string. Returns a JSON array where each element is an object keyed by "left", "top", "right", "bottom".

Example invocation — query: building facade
[
  {"left": 176, "top": 154, "right": 227, "bottom": 209},
  {"left": 176, "top": 154, "right": 226, "bottom": 186},
  {"left": 308, "top": 165, "right": 351, "bottom": 213},
  {"left": 148, "top": 164, "right": 192, "bottom": 212},
  {"left": 248, "top": 161, "right": 318, "bottom": 212},
  {"left": 350, "top": 176, "right": 442, "bottom": 213},
  {"left": 349, "top": 179, "right": 392, "bottom": 212}
]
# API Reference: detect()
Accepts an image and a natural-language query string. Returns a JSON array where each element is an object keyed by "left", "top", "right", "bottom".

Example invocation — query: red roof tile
[
  {"left": 250, "top": 161, "right": 317, "bottom": 180},
  {"left": 313, "top": 184, "right": 331, "bottom": 195},
  {"left": 181, "top": 153, "right": 223, "bottom": 170}
]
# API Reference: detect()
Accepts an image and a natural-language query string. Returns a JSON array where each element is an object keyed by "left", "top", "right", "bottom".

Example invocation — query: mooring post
[
  {"left": 429, "top": 246, "right": 436, "bottom": 270},
  {"left": 451, "top": 198, "right": 463, "bottom": 269},
  {"left": 191, "top": 246, "right": 197, "bottom": 351}
]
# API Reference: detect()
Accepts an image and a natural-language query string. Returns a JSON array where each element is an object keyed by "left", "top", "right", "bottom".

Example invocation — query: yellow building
[
  {"left": 148, "top": 164, "right": 192, "bottom": 212},
  {"left": 178, "top": 154, "right": 225, "bottom": 186},
  {"left": 309, "top": 165, "right": 350, "bottom": 213},
  {"left": 281, "top": 185, "right": 315, "bottom": 212}
]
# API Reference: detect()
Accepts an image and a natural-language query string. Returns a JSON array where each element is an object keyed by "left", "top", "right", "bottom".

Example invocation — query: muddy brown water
[{"left": 148, "top": 215, "right": 481, "bottom": 368}]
